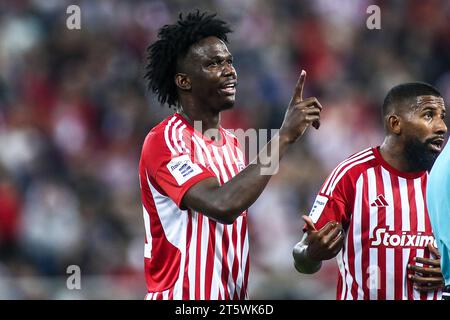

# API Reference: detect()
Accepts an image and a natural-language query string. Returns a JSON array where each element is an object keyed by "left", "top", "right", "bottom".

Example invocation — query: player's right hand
[
  {"left": 303, "top": 215, "right": 345, "bottom": 261},
  {"left": 279, "top": 70, "right": 323, "bottom": 144}
]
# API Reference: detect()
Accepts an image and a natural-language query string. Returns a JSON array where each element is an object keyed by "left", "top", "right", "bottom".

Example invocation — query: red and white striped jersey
[
  {"left": 139, "top": 113, "right": 249, "bottom": 300},
  {"left": 309, "top": 147, "right": 442, "bottom": 300}
]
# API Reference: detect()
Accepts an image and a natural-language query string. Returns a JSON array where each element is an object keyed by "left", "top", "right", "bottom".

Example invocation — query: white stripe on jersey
[
  {"left": 146, "top": 172, "right": 185, "bottom": 247},
  {"left": 353, "top": 175, "right": 364, "bottom": 299},
  {"left": 414, "top": 178, "right": 425, "bottom": 232},
  {"left": 188, "top": 211, "right": 198, "bottom": 299},
  {"left": 413, "top": 249, "right": 424, "bottom": 300},
  {"left": 234, "top": 216, "right": 244, "bottom": 297},
  {"left": 226, "top": 224, "right": 236, "bottom": 297},
  {"left": 241, "top": 224, "right": 250, "bottom": 298},
  {"left": 414, "top": 178, "right": 426, "bottom": 300},
  {"left": 402, "top": 248, "right": 410, "bottom": 299},
  {"left": 178, "top": 124, "right": 189, "bottom": 154},
  {"left": 164, "top": 116, "right": 178, "bottom": 155},
  {"left": 337, "top": 250, "right": 347, "bottom": 300},
  {"left": 199, "top": 215, "right": 209, "bottom": 299},
  {"left": 398, "top": 177, "right": 411, "bottom": 300},
  {"left": 213, "top": 223, "right": 225, "bottom": 299},
  {"left": 399, "top": 177, "right": 410, "bottom": 231},
  {"left": 192, "top": 136, "right": 206, "bottom": 165},
  {"left": 171, "top": 120, "right": 183, "bottom": 153},
  {"left": 343, "top": 229, "right": 353, "bottom": 300},
  {"left": 143, "top": 205, "right": 152, "bottom": 258},
  {"left": 367, "top": 168, "right": 378, "bottom": 238}
]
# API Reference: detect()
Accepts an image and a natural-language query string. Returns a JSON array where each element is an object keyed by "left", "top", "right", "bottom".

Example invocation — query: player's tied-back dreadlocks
[{"left": 144, "top": 10, "right": 232, "bottom": 108}]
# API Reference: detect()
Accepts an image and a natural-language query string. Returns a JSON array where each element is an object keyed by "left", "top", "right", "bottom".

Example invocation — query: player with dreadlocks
[{"left": 139, "top": 10, "right": 323, "bottom": 300}]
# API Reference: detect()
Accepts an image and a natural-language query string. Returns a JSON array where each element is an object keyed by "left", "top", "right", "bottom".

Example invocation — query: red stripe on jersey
[
  {"left": 221, "top": 225, "right": 231, "bottom": 300},
  {"left": 347, "top": 211, "right": 358, "bottom": 299},
  {"left": 407, "top": 178, "right": 417, "bottom": 300},
  {"left": 375, "top": 165, "right": 387, "bottom": 300},
  {"left": 421, "top": 175, "right": 434, "bottom": 300},
  {"left": 205, "top": 220, "right": 216, "bottom": 300},
  {"left": 242, "top": 245, "right": 250, "bottom": 300},
  {"left": 231, "top": 223, "right": 240, "bottom": 299},
  {"left": 336, "top": 270, "right": 344, "bottom": 300},
  {"left": 240, "top": 220, "right": 248, "bottom": 300}
]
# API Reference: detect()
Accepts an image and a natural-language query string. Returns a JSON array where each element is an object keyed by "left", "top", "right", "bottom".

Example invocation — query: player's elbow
[
  {"left": 206, "top": 201, "right": 242, "bottom": 225},
  {"left": 211, "top": 206, "right": 241, "bottom": 225}
]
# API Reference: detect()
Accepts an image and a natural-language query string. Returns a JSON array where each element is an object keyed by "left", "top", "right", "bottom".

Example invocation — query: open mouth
[
  {"left": 219, "top": 82, "right": 237, "bottom": 95},
  {"left": 428, "top": 138, "right": 444, "bottom": 152}
]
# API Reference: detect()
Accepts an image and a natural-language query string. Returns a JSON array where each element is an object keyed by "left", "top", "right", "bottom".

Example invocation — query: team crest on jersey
[
  {"left": 167, "top": 154, "right": 203, "bottom": 186},
  {"left": 309, "top": 194, "right": 329, "bottom": 223}
]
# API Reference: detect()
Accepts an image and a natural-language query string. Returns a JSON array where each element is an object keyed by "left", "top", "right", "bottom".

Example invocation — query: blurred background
[{"left": 1, "top": 0, "right": 450, "bottom": 299}]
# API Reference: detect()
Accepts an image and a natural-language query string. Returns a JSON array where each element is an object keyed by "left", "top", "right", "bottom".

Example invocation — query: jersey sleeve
[
  {"left": 306, "top": 169, "right": 355, "bottom": 231},
  {"left": 142, "top": 130, "right": 216, "bottom": 209}
]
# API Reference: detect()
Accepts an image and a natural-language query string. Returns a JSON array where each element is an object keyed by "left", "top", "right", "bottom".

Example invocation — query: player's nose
[{"left": 435, "top": 117, "right": 447, "bottom": 135}]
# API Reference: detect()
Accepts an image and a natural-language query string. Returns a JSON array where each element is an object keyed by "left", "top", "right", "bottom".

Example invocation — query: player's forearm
[
  {"left": 210, "top": 132, "right": 291, "bottom": 221},
  {"left": 292, "top": 240, "right": 322, "bottom": 274}
]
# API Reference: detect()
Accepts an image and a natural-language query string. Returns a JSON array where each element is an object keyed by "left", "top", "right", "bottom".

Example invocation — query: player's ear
[
  {"left": 175, "top": 73, "right": 191, "bottom": 91},
  {"left": 387, "top": 114, "right": 401, "bottom": 135}
]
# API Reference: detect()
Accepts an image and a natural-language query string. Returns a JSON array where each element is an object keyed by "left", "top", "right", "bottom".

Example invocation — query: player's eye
[{"left": 424, "top": 112, "right": 433, "bottom": 120}]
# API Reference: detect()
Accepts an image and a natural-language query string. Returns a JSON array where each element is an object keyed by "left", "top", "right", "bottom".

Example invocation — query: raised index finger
[{"left": 293, "top": 69, "right": 306, "bottom": 103}]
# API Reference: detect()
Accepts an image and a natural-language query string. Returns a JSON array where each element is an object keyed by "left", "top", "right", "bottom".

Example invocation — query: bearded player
[{"left": 293, "top": 82, "right": 446, "bottom": 300}]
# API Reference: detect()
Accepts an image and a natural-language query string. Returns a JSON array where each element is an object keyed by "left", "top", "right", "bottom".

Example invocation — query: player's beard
[{"left": 404, "top": 136, "right": 439, "bottom": 172}]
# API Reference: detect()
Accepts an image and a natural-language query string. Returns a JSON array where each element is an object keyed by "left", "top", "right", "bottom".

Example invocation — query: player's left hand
[{"left": 407, "top": 243, "right": 444, "bottom": 292}]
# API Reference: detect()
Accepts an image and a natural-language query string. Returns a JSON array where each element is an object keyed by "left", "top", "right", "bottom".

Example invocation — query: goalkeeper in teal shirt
[{"left": 427, "top": 139, "right": 450, "bottom": 300}]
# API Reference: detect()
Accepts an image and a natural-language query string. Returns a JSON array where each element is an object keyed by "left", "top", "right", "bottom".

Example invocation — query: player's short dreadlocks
[{"left": 144, "top": 10, "right": 232, "bottom": 108}]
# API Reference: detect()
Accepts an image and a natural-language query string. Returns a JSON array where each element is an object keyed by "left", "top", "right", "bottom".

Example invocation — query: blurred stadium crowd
[{"left": 1, "top": 0, "right": 450, "bottom": 299}]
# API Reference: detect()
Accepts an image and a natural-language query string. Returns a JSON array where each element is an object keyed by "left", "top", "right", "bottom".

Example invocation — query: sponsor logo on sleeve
[
  {"left": 167, "top": 154, "right": 203, "bottom": 186},
  {"left": 309, "top": 194, "right": 328, "bottom": 223}
]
